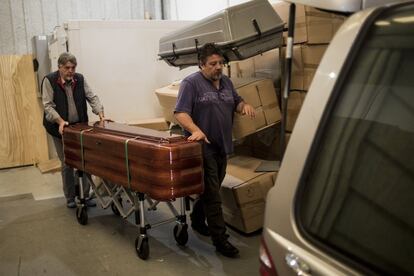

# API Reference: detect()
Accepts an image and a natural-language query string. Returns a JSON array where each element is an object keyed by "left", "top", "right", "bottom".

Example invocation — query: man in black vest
[{"left": 42, "top": 52, "right": 104, "bottom": 208}]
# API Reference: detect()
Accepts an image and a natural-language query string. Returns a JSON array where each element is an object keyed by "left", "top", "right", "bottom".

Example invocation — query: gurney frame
[{"left": 74, "top": 170, "right": 190, "bottom": 260}]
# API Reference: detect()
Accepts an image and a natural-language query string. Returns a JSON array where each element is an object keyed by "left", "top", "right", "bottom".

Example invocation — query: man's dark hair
[{"left": 198, "top": 43, "right": 223, "bottom": 68}]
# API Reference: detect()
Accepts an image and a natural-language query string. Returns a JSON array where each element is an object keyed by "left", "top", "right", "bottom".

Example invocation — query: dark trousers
[
  {"left": 192, "top": 153, "right": 228, "bottom": 244},
  {"left": 52, "top": 136, "right": 90, "bottom": 201}
]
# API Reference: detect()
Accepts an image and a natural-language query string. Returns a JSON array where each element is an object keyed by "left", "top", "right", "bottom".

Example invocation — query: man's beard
[{"left": 210, "top": 72, "right": 222, "bottom": 81}]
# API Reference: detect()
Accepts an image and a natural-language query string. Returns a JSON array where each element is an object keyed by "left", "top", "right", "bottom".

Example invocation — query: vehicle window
[{"left": 297, "top": 4, "right": 414, "bottom": 275}]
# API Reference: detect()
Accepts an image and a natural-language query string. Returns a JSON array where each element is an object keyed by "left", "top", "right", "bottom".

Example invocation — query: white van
[{"left": 260, "top": 0, "right": 414, "bottom": 275}]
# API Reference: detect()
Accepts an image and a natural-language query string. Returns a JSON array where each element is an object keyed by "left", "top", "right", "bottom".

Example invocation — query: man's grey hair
[{"left": 58, "top": 52, "right": 77, "bottom": 66}]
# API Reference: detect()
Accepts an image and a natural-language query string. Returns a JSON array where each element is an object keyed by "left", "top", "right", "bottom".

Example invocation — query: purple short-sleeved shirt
[{"left": 174, "top": 71, "right": 243, "bottom": 156}]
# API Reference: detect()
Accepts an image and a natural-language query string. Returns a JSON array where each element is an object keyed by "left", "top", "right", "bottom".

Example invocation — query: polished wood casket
[{"left": 63, "top": 121, "right": 203, "bottom": 201}]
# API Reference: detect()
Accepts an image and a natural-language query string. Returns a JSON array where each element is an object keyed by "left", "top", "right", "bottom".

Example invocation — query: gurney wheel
[
  {"left": 173, "top": 224, "right": 188, "bottom": 246},
  {"left": 135, "top": 236, "right": 149, "bottom": 260},
  {"left": 76, "top": 206, "right": 88, "bottom": 225}
]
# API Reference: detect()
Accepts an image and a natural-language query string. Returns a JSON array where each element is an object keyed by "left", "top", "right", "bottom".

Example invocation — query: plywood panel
[{"left": 0, "top": 55, "right": 49, "bottom": 168}]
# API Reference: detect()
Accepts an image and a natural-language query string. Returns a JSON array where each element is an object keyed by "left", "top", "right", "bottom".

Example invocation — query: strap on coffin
[
  {"left": 80, "top": 128, "right": 93, "bottom": 171},
  {"left": 124, "top": 136, "right": 140, "bottom": 190}
]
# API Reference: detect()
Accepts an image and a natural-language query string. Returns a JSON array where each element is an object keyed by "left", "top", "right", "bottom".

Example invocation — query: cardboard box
[
  {"left": 282, "top": 44, "right": 327, "bottom": 91},
  {"left": 272, "top": 2, "right": 346, "bottom": 45},
  {"left": 233, "top": 107, "right": 266, "bottom": 140},
  {"left": 302, "top": 44, "right": 327, "bottom": 90},
  {"left": 155, "top": 84, "right": 180, "bottom": 124},
  {"left": 286, "top": 91, "right": 306, "bottom": 131},
  {"left": 234, "top": 125, "right": 281, "bottom": 161},
  {"left": 220, "top": 155, "right": 277, "bottom": 233},
  {"left": 272, "top": 2, "right": 307, "bottom": 44},
  {"left": 229, "top": 59, "right": 256, "bottom": 79},
  {"left": 229, "top": 49, "right": 282, "bottom": 86},
  {"left": 222, "top": 156, "right": 276, "bottom": 206},
  {"left": 232, "top": 78, "right": 262, "bottom": 108},
  {"left": 223, "top": 201, "right": 265, "bottom": 234},
  {"left": 231, "top": 44, "right": 327, "bottom": 92},
  {"left": 127, "top": 117, "right": 169, "bottom": 131},
  {"left": 302, "top": 44, "right": 327, "bottom": 66},
  {"left": 304, "top": 68, "right": 316, "bottom": 91},
  {"left": 256, "top": 78, "right": 278, "bottom": 105},
  {"left": 305, "top": 7, "right": 346, "bottom": 44},
  {"left": 253, "top": 49, "right": 281, "bottom": 82},
  {"left": 161, "top": 107, "right": 177, "bottom": 124},
  {"left": 263, "top": 102, "right": 281, "bottom": 125},
  {"left": 232, "top": 78, "right": 281, "bottom": 139}
]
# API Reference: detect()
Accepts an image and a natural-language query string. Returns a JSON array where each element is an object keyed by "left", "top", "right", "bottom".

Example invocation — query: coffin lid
[
  {"left": 158, "top": 0, "right": 284, "bottom": 69},
  {"left": 285, "top": 0, "right": 412, "bottom": 13},
  {"left": 77, "top": 122, "right": 184, "bottom": 143}
]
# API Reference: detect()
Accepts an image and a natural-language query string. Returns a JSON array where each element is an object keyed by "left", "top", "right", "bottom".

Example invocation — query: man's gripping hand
[
  {"left": 188, "top": 130, "right": 211, "bottom": 144},
  {"left": 58, "top": 120, "right": 69, "bottom": 135}
]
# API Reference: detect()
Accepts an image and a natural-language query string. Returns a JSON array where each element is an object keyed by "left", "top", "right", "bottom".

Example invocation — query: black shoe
[
  {"left": 85, "top": 198, "right": 96, "bottom": 207},
  {"left": 215, "top": 240, "right": 239, "bottom": 258},
  {"left": 191, "top": 221, "right": 210, "bottom": 236},
  {"left": 66, "top": 199, "right": 76, "bottom": 209}
]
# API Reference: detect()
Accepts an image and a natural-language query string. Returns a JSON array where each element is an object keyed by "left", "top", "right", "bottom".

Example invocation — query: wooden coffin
[{"left": 63, "top": 121, "right": 203, "bottom": 201}]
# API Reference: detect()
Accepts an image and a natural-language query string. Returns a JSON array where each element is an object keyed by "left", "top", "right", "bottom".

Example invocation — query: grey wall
[{"left": 0, "top": 0, "right": 162, "bottom": 55}]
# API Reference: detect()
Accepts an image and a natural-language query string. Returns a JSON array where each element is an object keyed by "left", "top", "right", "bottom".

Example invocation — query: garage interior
[{"left": 0, "top": 0, "right": 349, "bottom": 275}]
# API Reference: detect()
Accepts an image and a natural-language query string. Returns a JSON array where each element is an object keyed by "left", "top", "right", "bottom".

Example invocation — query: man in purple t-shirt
[{"left": 174, "top": 43, "right": 255, "bottom": 258}]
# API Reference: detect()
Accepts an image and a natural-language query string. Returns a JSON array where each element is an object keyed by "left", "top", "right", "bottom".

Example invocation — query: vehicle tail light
[{"left": 259, "top": 236, "right": 278, "bottom": 276}]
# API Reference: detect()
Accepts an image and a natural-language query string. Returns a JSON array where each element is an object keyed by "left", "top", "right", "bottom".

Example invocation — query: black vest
[{"left": 42, "top": 71, "right": 89, "bottom": 138}]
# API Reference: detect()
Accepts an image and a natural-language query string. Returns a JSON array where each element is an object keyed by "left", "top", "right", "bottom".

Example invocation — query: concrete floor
[{"left": 0, "top": 166, "right": 261, "bottom": 276}]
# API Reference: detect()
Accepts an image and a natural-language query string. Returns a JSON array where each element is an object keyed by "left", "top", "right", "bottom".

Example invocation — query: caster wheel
[
  {"left": 76, "top": 206, "right": 88, "bottom": 225},
  {"left": 111, "top": 198, "right": 123, "bottom": 216},
  {"left": 135, "top": 236, "right": 149, "bottom": 260},
  {"left": 174, "top": 224, "right": 188, "bottom": 246}
]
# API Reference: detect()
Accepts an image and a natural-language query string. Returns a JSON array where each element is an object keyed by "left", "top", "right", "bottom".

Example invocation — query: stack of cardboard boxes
[
  {"left": 230, "top": 2, "right": 346, "bottom": 132},
  {"left": 220, "top": 155, "right": 277, "bottom": 233},
  {"left": 231, "top": 78, "right": 281, "bottom": 139},
  {"left": 155, "top": 77, "right": 281, "bottom": 140},
  {"left": 219, "top": 3, "right": 347, "bottom": 233}
]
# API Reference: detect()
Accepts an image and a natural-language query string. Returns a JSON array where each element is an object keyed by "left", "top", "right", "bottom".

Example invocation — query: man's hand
[
  {"left": 99, "top": 112, "right": 105, "bottom": 121},
  {"left": 241, "top": 103, "right": 255, "bottom": 118},
  {"left": 188, "top": 130, "right": 211, "bottom": 144},
  {"left": 175, "top": 112, "right": 211, "bottom": 144},
  {"left": 58, "top": 120, "right": 69, "bottom": 135}
]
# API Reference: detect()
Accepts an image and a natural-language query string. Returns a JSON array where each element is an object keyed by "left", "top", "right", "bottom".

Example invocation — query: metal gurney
[{"left": 63, "top": 121, "right": 204, "bottom": 260}]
